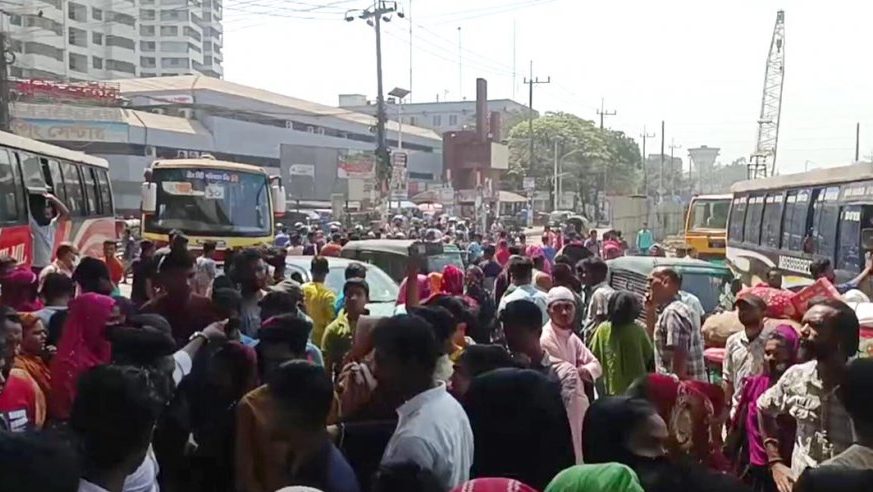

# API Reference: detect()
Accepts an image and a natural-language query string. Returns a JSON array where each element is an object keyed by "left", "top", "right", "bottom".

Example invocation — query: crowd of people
[{"left": 0, "top": 217, "right": 871, "bottom": 492}]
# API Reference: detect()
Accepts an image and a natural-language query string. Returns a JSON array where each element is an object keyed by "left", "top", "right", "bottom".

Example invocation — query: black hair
[
  {"left": 457, "top": 344, "right": 515, "bottom": 377},
  {"left": 259, "top": 290, "right": 298, "bottom": 319},
  {"left": 372, "top": 314, "right": 440, "bottom": 374},
  {"left": 582, "top": 395, "right": 660, "bottom": 465},
  {"left": 70, "top": 365, "right": 164, "bottom": 470},
  {"left": 483, "top": 244, "right": 496, "bottom": 256},
  {"left": 343, "top": 277, "right": 370, "bottom": 297},
  {"left": 55, "top": 243, "right": 76, "bottom": 258},
  {"left": 372, "top": 462, "right": 443, "bottom": 492},
  {"left": 429, "top": 294, "right": 477, "bottom": 339},
  {"left": 345, "top": 262, "right": 368, "bottom": 280},
  {"left": 809, "top": 258, "right": 832, "bottom": 279},
  {"left": 228, "top": 248, "right": 263, "bottom": 285},
  {"left": 202, "top": 240, "right": 217, "bottom": 254},
  {"left": 840, "top": 358, "right": 873, "bottom": 425},
  {"left": 407, "top": 306, "right": 456, "bottom": 346},
  {"left": 158, "top": 249, "right": 194, "bottom": 274},
  {"left": 72, "top": 257, "right": 110, "bottom": 291},
  {"left": 0, "top": 432, "right": 79, "bottom": 492},
  {"left": 581, "top": 256, "right": 608, "bottom": 280},
  {"left": 310, "top": 255, "right": 329, "bottom": 275},
  {"left": 653, "top": 266, "right": 682, "bottom": 287},
  {"left": 500, "top": 300, "right": 543, "bottom": 333},
  {"left": 267, "top": 360, "right": 333, "bottom": 431},
  {"left": 40, "top": 272, "right": 75, "bottom": 302},
  {"left": 608, "top": 290, "right": 642, "bottom": 326},
  {"left": 107, "top": 323, "right": 176, "bottom": 368},
  {"left": 508, "top": 245, "right": 523, "bottom": 256},
  {"left": 554, "top": 254, "right": 573, "bottom": 267},
  {"left": 258, "top": 314, "right": 312, "bottom": 356},
  {"left": 103, "top": 239, "right": 117, "bottom": 247},
  {"left": 508, "top": 256, "right": 534, "bottom": 282},
  {"left": 139, "top": 240, "right": 155, "bottom": 253},
  {"left": 212, "top": 287, "right": 243, "bottom": 314},
  {"left": 808, "top": 297, "right": 860, "bottom": 359}
]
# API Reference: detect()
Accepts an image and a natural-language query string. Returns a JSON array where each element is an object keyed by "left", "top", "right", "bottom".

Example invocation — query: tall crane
[{"left": 749, "top": 10, "right": 785, "bottom": 179}]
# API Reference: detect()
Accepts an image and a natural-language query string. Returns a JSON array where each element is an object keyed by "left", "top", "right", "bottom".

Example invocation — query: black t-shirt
[{"left": 131, "top": 257, "right": 157, "bottom": 305}]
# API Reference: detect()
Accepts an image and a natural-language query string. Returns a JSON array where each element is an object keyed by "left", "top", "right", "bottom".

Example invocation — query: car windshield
[
  {"left": 427, "top": 252, "right": 465, "bottom": 273},
  {"left": 681, "top": 272, "right": 729, "bottom": 313},
  {"left": 326, "top": 265, "right": 398, "bottom": 303},
  {"left": 146, "top": 168, "right": 271, "bottom": 237},
  {"left": 690, "top": 200, "right": 730, "bottom": 230}
]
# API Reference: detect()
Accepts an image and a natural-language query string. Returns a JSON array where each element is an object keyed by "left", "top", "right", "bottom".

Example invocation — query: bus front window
[{"left": 146, "top": 168, "right": 271, "bottom": 237}]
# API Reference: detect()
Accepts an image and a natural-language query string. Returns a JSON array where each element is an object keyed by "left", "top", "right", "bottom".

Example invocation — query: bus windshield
[
  {"left": 689, "top": 199, "right": 730, "bottom": 230},
  {"left": 145, "top": 167, "right": 271, "bottom": 237}
]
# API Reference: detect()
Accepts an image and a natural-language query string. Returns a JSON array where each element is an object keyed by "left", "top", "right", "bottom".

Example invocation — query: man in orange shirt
[
  {"left": 103, "top": 240, "right": 124, "bottom": 293},
  {"left": 319, "top": 233, "right": 343, "bottom": 257}
]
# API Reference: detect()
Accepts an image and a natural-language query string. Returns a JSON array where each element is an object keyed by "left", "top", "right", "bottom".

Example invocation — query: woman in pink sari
[{"left": 48, "top": 292, "right": 118, "bottom": 420}]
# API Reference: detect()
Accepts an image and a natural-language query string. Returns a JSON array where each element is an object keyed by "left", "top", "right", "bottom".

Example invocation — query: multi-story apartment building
[{"left": 5, "top": 0, "right": 222, "bottom": 81}]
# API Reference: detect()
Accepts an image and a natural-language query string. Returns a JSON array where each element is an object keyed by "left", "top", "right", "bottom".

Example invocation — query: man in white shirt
[
  {"left": 29, "top": 192, "right": 69, "bottom": 274},
  {"left": 497, "top": 256, "right": 549, "bottom": 325},
  {"left": 377, "top": 314, "right": 474, "bottom": 490}
]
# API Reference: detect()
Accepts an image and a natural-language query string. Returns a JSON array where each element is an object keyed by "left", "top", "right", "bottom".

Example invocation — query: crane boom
[{"left": 750, "top": 10, "right": 785, "bottom": 179}]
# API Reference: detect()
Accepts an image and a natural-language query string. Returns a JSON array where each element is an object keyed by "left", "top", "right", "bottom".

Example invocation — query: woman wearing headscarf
[
  {"left": 47, "top": 292, "right": 117, "bottom": 420},
  {"left": 545, "top": 463, "right": 645, "bottom": 492},
  {"left": 726, "top": 325, "right": 799, "bottom": 492},
  {"left": 13, "top": 313, "right": 52, "bottom": 396},
  {"left": 626, "top": 374, "right": 730, "bottom": 472},
  {"left": 440, "top": 264, "right": 465, "bottom": 296},
  {"left": 589, "top": 291, "right": 654, "bottom": 395},
  {"left": 495, "top": 239, "right": 511, "bottom": 266},
  {"left": 463, "top": 368, "right": 575, "bottom": 491},
  {"left": 0, "top": 267, "right": 43, "bottom": 311},
  {"left": 464, "top": 265, "right": 496, "bottom": 344},
  {"left": 552, "top": 263, "right": 584, "bottom": 333},
  {"left": 451, "top": 478, "right": 538, "bottom": 492}
]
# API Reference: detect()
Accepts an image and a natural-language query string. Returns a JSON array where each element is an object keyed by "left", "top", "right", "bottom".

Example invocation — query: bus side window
[
  {"left": 743, "top": 195, "right": 765, "bottom": 245},
  {"left": 782, "top": 189, "right": 811, "bottom": 251},
  {"left": 811, "top": 187, "right": 840, "bottom": 258},
  {"left": 761, "top": 193, "right": 784, "bottom": 248},
  {"left": 59, "top": 161, "right": 86, "bottom": 216},
  {"left": 17, "top": 152, "right": 47, "bottom": 190},
  {"left": 728, "top": 196, "right": 747, "bottom": 242},
  {"left": 836, "top": 206, "right": 862, "bottom": 273},
  {"left": 46, "top": 159, "right": 66, "bottom": 204},
  {"left": 0, "top": 148, "right": 24, "bottom": 224},
  {"left": 82, "top": 166, "right": 100, "bottom": 216},
  {"left": 96, "top": 169, "right": 113, "bottom": 216}
]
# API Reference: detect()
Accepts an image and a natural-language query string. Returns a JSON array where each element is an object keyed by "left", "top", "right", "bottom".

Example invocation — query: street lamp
[{"left": 389, "top": 86, "right": 410, "bottom": 150}]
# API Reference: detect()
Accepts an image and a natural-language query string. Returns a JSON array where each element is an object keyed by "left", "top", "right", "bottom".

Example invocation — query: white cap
[{"left": 547, "top": 286, "right": 576, "bottom": 306}]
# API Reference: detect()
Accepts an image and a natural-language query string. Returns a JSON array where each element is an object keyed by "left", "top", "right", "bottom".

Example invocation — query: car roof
[
  {"left": 285, "top": 256, "right": 365, "bottom": 268},
  {"left": 340, "top": 239, "right": 461, "bottom": 254},
  {"left": 607, "top": 255, "right": 731, "bottom": 275}
]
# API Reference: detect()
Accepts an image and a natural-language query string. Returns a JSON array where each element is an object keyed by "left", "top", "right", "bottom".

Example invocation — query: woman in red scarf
[
  {"left": 13, "top": 313, "right": 52, "bottom": 396},
  {"left": 0, "top": 267, "right": 43, "bottom": 312},
  {"left": 440, "top": 264, "right": 465, "bottom": 296},
  {"left": 628, "top": 374, "right": 730, "bottom": 472},
  {"left": 495, "top": 239, "right": 510, "bottom": 266},
  {"left": 48, "top": 292, "right": 117, "bottom": 420}
]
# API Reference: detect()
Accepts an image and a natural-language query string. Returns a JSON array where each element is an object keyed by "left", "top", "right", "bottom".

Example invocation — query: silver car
[{"left": 284, "top": 256, "right": 399, "bottom": 317}]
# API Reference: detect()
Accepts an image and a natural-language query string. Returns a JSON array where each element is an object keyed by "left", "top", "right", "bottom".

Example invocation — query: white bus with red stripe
[{"left": 0, "top": 130, "right": 115, "bottom": 266}]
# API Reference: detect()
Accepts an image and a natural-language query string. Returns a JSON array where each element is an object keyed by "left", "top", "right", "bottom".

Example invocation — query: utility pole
[
  {"left": 553, "top": 138, "right": 559, "bottom": 211},
  {"left": 345, "top": 1, "right": 402, "bottom": 200},
  {"left": 658, "top": 120, "right": 665, "bottom": 198},
  {"left": 639, "top": 126, "right": 656, "bottom": 196},
  {"left": 457, "top": 26, "right": 462, "bottom": 99},
  {"left": 856, "top": 122, "right": 860, "bottom": 162},
  {"left": 523, "top": 60, "right": 550, "bottom": 171},
  {"left": 0, "top": 32, "right": 10, "bottom": 132},
  {"left": 669, "top": 139, "right": 682, "bottom": 196},
  {"left": 596, "top": 98, "right": 616, "bottom": 130}
]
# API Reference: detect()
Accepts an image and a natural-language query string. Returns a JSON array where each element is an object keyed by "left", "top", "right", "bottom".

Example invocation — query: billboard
[
  {"left": 337, "top": 151, "right": 375, "bottom": 179},
  {"left": 11, "top": 118, "right": 128, "bottom": 142}
]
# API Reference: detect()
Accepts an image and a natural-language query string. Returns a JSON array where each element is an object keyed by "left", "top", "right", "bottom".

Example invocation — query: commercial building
[
  {"left": 339, "top": 93, "right": 533, "bottom": 140},
  {"left": 6, "top": 0, "right": 222, "bottom": 81},
  {"left": 9, "top": 76, "right": 442, "bottom": 215}
]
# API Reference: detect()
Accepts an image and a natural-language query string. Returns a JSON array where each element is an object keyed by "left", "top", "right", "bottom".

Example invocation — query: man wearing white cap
[{"left": 541, "top": 286, "right": 603, "bottom": 391}]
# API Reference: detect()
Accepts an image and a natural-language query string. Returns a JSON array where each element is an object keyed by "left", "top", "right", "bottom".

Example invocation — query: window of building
[
  {"left": 37, "top": 0, "right": 63, "bottom": 8},
  {"left": 203, "top": 55, "right": 212, "bottom": 65},
  {"left": 106, "top": 59, "right": 136, "bottom": 74},
  {"left": 24, "top": 15, "right": 63, "bottom": 35},
  {"left": 68, "top": 27, "right": 87, "bottom": 47},
  {"left": 107, "top": 12, "right": 135, "bottom": 27},
  {"left": 141, "top": 9, "right": 155, "bottom": 20},
  {"left": 68, "top": 53, "right": 88, "bottom": 72},
  {"left": 92, "top": 56, "right": 103, "bottom": 69},
  {"left": 9, "top": 14, "right": 21, "bottom": 25},
  {"left": 141, "top": 0, "right": 154, "bottom": 4},
  {"left": 160, "top": 9, "right": 186, "bottom": 21},
  {"left": 140, "top": 56, "right": 156, "bottom": 68},
  {"left": 448, "top": 114, "right": 458, "bottom": 126},
  {"left": 760, "top": 192, "right": 784, "bottom": 248},
  {"left": 23, "top": 41, "right": 64, "bottom": 61},
  {"left": 141, "top": 72, "right": 155, "bottom": 78},
  {"left": 106, "top": 35, "right": 134, "bottom": 50},
  {"left": 160, "top": 57, "right": 190, "bottom": 69},
  {"left": 92, "top": 32, "right": 103, "bottom": 45},
  {"left": 68, "top": 2, "right": 87, "bottom": 22},
  {"left": 140, "top": 25, "right": 155, "bottom": 36},
  {"left": 0, "top": 149, "right": 23, "bottom": 224},
  {"left": 160, "top": 41, "right": 187, "bottom": 53},
  {"left": 160, "top": 25, "right": 178, "bottom": 36},
  {"left": 92, "top": 7, "right": 102, "bottom": 20},
  {"left": 183, "top": 26, "right": 201, "bottom": 41},
  {"left": 140, "top": 41, "right": 156, "bottom": 52},
  {"left": 432, "top": 115, "right": 441, "bottom": 127},
  {"left": 188, "top": 42, "right": 201, "bottom": 53}
]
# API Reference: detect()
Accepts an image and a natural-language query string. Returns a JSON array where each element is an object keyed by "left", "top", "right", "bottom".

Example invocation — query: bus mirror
[
  {"left": 862, "top": 228, "right": 873, "bottom": 251},
  {"left": 141, "top": 182, "right": 157, "bottom": 213},
  {"left": 271, "top": 184, "right": 286, "bottom": 216}
]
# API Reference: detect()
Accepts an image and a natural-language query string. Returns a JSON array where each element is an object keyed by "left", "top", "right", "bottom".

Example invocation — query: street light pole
[{"left": 553, "top": 138, "right": 559, "bottom": 211}]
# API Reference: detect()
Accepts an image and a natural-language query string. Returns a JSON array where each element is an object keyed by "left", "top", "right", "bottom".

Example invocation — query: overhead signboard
[
  {"left": 137, "top": 94, "right": 195, "bottom": 106},
  {"left": 523, "top": 177, "right": 536, "bottom": 191},
  {"left": 11, "top": 102, "right": 124, "bottom": 122},
  {"left": 392, "top": 151, "right": 408, "bottom": 168},
  {"left": 11, "top": 118, "right": 128, "bottom": 142}
]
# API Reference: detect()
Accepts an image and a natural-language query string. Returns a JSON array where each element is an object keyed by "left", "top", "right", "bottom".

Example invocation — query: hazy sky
[{"left": 223, "top": 0, "right": 873, "bottom": 175}]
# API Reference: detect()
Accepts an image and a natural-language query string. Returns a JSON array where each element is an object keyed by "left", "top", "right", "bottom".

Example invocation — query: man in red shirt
[
  {"left": 0, "top": 307, "right": 44, "bottom": 431},
  {"left": 140, "top": 251, "right": 218, "bottom": 346},
  {"left": 319, "top": 233, "right": 343, "bottom": 257},
  {"left": 103, "top": 240, "right": 124, "bottom": 289}
]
